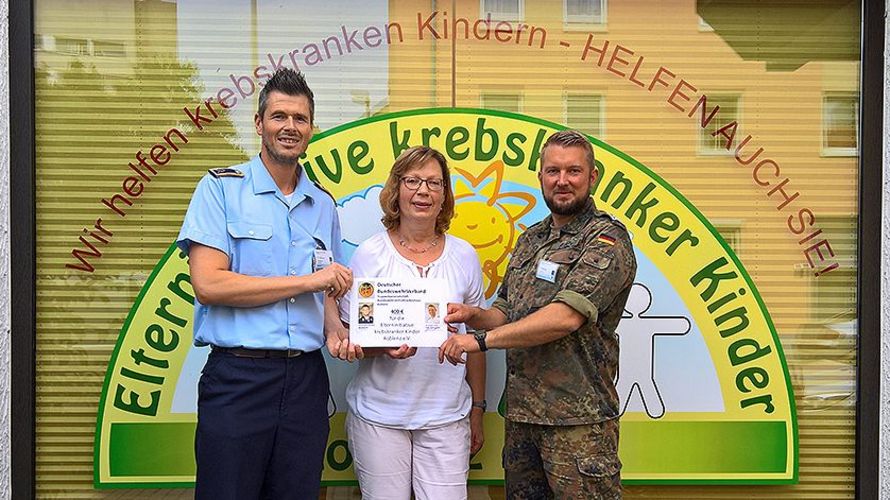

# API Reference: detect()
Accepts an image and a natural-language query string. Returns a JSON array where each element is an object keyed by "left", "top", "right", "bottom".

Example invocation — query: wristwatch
[
  {"left": 473, "top": 330, "right": 488, "bottom": 352},
  {"left": 472, "top": 400, "right": 487, "bottom": 411}
]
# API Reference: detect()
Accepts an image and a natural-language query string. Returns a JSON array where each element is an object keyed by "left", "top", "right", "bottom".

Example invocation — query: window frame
[
  {"left": 563, "top": 91, "right": 606, "bottom": 139},
  {"left": 696, "top": 93, "right": 742, "bottom": 156},
  {"left": 8, "top": 1, "right": 885, "bottom": 498},
  {"left": 711, "top": 219, "right": 743, "bottom": 254},
  {"left": 480, "top": 0, "right": 524, "bottom": 23},
  {"left": 563, "top": 0, "right": 607, "bottom": 27},
  {"left": 480, "top": 91, "right": 524, "bottom": 113},
  {"left": 821, "top": 91, "right": 860, "bottom": 157}
]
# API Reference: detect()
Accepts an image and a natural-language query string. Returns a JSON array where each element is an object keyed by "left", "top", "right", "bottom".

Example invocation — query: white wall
[
  {"left": 880, "top": 0, "right": 890, "bottom": 495},
  {"left": 0, "top": 0, "right": 11, "bottom": 496}
]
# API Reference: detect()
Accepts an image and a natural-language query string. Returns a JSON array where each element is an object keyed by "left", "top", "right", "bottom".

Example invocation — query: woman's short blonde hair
[{"left": 379, "top": 146, "right": 455, "bottom": 234}]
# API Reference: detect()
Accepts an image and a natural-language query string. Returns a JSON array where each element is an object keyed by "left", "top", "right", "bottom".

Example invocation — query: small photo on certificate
[
  {"left": 349, "top": 278, "right": 448, "bottom": 347},
  {"left": 357, "top": 303, "right": 374, "bottom": 324},
  {"left": 425, "top": 303, "right": 439, "bottom": 324}
]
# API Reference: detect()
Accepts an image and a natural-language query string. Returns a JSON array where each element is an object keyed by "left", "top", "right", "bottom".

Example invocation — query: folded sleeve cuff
[
  {"left": 176, "top": 228, "right": 228, "bottom": 257},
  {"left": 553, "top": 290, "right": 599, "bottom": 324},
  {"left": 491, "top": 297, "right": 509, "bottom": 317}
]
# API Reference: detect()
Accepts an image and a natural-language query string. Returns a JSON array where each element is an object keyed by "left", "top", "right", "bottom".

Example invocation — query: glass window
[
  {"left": 29, "top": 0, "right": 864, "bottom": 497},
  {"left": 481, "top": 92, "right": 523, "bottom": 113},
  {"left": 93, "top": 40, "right": 126, "bottom": 58},
  {"left": 54, "top": 36, "right": 90, "bottom": 56},
  {"left": 806, "top": 216, "right": 857, "bottom": 323},
  {"left": 698, "top": 94, "right": 741, "bottom": 155},
  {"left": 822, "top": 93, "right": 859, "bottom": 155},
  {"left": 713, "top": 220, "right": 742, "bottom": 253},
  {"left": 481, "top": 0, "right": 523, "bottom": 21},
  {"left": 564, "top": 0, "right": 606, "bottom": 24},
  {"left": 564, "top": 93, "right": 605, "bottom": 138}
]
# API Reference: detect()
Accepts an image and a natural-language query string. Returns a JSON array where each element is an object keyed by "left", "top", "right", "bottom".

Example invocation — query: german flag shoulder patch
[
  {"left": 208, "top": 167, "right": 244, "bottom": 178},
  {"left": 596, "top": 234, "right": 617, "bottom": 246}
]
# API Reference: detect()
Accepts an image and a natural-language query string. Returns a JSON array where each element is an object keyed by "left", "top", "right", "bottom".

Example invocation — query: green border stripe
[
  {"left": 620, "top": 421, "right": 786, "bottom": 474},
  {"left": 110, "top": 423, "right": 196, "bottom": 477},
  {"left": 107, "top": 421, "right": 785, "bottom": 478}
]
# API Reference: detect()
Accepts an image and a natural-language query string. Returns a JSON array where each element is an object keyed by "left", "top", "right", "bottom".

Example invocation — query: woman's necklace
[{"left": 398, "top": 233, "right": 440, "bottom": 254}]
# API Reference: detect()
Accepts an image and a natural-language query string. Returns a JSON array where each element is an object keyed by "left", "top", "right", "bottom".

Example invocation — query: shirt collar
[
  {"left": 250, "top": 155, "right": 279, "bottom": 195},
  {"left": 544, "top": 197, "right": 596, "bottom": 235},
  {"left": 249, "top": 154, "right": 313, "bottom": 204},
  {"left": 293, "top": 167, "right": 313, "bottom": 203}
]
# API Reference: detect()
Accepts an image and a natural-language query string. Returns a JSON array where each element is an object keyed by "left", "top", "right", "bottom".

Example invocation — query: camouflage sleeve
[
  {"left": 553, "top": 226, "right": 635, "bottom": 323},
  {"left": 491, "top": 265, "right": 510, "bottom": 315}
]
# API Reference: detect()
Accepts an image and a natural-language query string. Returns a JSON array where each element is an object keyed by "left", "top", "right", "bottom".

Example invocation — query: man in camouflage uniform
[{"left": 439, "top": 130, "right": 637, "bottom": 499}]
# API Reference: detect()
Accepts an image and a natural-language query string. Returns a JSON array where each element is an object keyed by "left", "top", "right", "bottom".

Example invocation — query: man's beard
[
  {"left": 263, "top": 135, "right": 303, "bottom": 165},
  {"left": 543, "top": 191, "right": 589, "bottom": 216}
]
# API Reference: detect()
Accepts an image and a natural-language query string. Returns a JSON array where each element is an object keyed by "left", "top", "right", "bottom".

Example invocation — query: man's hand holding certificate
[{"left": 349, "top": 278, "right": 448, "bottom": 347}]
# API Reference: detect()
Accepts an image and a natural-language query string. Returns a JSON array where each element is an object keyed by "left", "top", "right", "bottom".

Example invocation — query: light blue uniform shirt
[{"left": 176, "top": 155, "right": 344, "bottom": 351}]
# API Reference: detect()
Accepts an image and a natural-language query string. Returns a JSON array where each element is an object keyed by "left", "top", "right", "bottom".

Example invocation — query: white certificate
[{"left": 349, "top": 277, "right": 448, "bottom": 347}]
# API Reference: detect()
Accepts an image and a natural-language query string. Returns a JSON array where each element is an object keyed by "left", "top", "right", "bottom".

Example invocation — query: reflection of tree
[
  {"left": 37, "top": 53, "right": 246, "bottom": 286},
  {"left": 35, "top": 54, "right": 247, "bottom": 497},
  {"left": 40, "top": 55, "right": 244, "bottom": 160}
]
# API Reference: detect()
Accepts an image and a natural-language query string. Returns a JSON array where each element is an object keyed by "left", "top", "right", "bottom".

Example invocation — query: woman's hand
[
  {"left": 385, "top": 344, "right": 417, "bottom": 359},
  {"left": 470, "top": 408, "right": 485, "bottom": 455}
]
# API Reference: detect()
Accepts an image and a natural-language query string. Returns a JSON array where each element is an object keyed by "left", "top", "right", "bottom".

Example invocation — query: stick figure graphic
[
  {"left": 615, "top": 283, "right": 691, "bottom": 418},
  {"left": 328, "top": 390, "right": 337, "bottom": 418}
]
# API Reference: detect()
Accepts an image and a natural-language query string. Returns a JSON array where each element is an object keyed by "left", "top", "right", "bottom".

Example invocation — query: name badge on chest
[
  {"left": 535, "top": 259, "right": 559, "bottom": 283},
  {"left": 312, "top": 250, "right": 332, "bottom": 273},
  {"left": 313, "top": 237, "right": 333, "bottom": 272}
]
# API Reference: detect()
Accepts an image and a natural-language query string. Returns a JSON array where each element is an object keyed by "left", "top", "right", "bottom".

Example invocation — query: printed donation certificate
[{"left": 349, "top": 278, "right": 448, "bottom": 347}]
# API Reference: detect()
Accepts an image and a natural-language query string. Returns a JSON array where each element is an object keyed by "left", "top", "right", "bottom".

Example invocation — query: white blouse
[{"left": 339, "top": 231, "right": 485, "bottom": 429}]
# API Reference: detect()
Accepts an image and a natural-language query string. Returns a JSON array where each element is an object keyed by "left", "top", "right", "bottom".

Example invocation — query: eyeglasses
[{"left": 401, "top": 176, "right": 445, "bottom": 192}]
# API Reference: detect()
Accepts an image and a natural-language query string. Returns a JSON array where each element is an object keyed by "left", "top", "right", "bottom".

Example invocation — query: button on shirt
[{"left": 176, "top": 155, "right": 344, "bottom": 351}]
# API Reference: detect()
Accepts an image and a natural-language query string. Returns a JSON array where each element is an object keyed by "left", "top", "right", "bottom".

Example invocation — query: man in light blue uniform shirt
[{"left": 177, "top": 68, "right": 358, "bottom": 500}]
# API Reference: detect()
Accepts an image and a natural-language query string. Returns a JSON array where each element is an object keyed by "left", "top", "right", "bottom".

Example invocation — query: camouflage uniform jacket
[{"left": 492, "top": 198, "right": 636, "bottom": 425}]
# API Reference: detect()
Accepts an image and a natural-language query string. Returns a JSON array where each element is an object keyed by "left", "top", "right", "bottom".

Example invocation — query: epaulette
[
  {"left": 312, "top": 180, "right": 336, "bottom": 202},
  {"left": 595, "top": 209, "right": 627, "bottom": 231},
  {"left": 208, "top": 167, "right": 244, "bottom": 178},
  {"left": 607, "top": 213, "right": 627, "bottom": 231}
]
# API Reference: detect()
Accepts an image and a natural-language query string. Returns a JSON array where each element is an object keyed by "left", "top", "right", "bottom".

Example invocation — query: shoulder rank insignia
[
  {"left": 208, "top": 167, "right": 244, "bottom": 178},
  {"left": 312, "top": 180, "right": 336, "bottom": 202},
  {"left": 600, "top": 211, "right": 627, "bottom": 230}
]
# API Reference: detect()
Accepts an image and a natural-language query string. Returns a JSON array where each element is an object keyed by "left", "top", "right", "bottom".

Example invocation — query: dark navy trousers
[{"left": 194, "top": 349, "right": 330, "bottom": 500}]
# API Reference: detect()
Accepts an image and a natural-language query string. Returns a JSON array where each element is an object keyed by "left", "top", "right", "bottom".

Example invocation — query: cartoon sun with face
[{"left": 452, "top": 161, "right": 536, "bottom": 299}]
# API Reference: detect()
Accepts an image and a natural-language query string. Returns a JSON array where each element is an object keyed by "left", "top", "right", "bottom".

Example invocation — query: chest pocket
[
  {"left": 581, "top": 248, "right": 612, "bottom": 270},
  {"left": 227, "top": 221, "right": 274, "bottom": 276},
  {"left": 545, "top": 248, "right": 582, "bottom": 282}
]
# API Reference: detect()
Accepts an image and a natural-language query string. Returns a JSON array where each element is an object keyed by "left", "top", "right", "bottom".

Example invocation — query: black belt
[{"left": 212, "top": 346, "right": 305, "bottom": 358}]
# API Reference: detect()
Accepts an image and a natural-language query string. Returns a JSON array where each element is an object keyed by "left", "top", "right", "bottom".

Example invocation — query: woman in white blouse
[{"left": 338, "top": 146, "right": 486, "bottom": 500}]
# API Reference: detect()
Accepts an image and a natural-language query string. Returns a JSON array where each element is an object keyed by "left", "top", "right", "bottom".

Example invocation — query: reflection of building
[
  {"left": 387, "top": 0, "right": 858, "bottom": 494},
  {"left": 34, "top": 0, "right": 177, "bottom": 81},
  {"left": 698, "top": 1, "right": 860, "bottom": 71},
  {"left": 27, "top": 0, "right": 862, "bottom": 495},
  {"left": 389, "top": 0, "right": 858, "bottom": 321}
]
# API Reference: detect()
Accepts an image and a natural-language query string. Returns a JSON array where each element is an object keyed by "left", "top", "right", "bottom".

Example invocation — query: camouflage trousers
[{"left": 503, "top": 419, "right": 621, "bottom": 500}]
